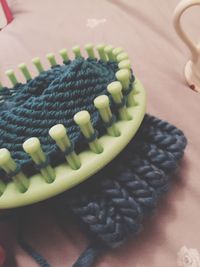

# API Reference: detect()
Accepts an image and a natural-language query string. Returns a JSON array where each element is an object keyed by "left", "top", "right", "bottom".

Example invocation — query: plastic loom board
[{"left": 0, "top": 79, "right": 146, "bottom": 209}]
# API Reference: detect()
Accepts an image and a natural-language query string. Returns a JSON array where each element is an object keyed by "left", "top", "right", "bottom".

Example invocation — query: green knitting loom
[{"left": 0, "top": 44, "right": 146, "bottom": 209}]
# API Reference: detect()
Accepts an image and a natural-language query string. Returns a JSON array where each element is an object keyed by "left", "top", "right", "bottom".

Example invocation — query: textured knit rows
[
  {"left": 55, "top": 114, "right": 187, "bottom": 267},
  {"left": 0, "top": 58, "right": 119, "bottom": 175}
]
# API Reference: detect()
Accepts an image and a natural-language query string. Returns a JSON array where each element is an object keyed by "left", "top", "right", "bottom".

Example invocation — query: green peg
[
  {"left": 107, "top": 81, "right": 131, "bottom": 121},
  {"left": 49, "top": 124, "right": 81, "bottom": 170},
  {"left": 74, "top": 111, "right": 103, "bottom": 154},
  {"left": 116, "top": 69, "right": 136, "bottom": 107},
  {"left": 94, "top": 95, "right": 120, "bottom": 137},
  {"left": 46, "top": 53, "right": 57, "bottom": 67},
  {"left": 23, "top": 138, "right": 55, "bottom": 183},
  {"left": 117, "top": 52, "right": 129, "bottom": 62},
  {"left": 0, "top": 148, "right": 29, "bottom": 193},
  {"left": 5, "top": 70, "right": 18, "bottom": 86},
  {"left": 132, "top": 80, "right": 140, "bottom": 95},
  {"left": 59, "top": 49, "right": 69, "bottom": 63},
  {"left": 32, "top": 57, "right": 44, "bottom": 73},
  {"left": 85, "top": 43, "right": 95, "bottom": 59},
  {"left": 18, "top": 63, "right": 32, "bottom": 81},
  {"left": 118, "top": 59, "right": 131, "bottom": 70},
  {"left": 96, "top": 44, "right": 107, "bottom": 62},
  {"left": 104, "top": 45, "right": 115, "bottom": 61},
  {"left": 72, "top": 46, "right": 82, "bottom": 58},
  {"left": 112, "top": 47, "right": 123, "bottom": 60},
  {"left": 116, "top": 69, "right": 130, "bottom": 91}
]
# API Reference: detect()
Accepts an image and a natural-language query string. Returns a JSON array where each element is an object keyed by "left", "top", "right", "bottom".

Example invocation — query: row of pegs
[
  {"left": 0, "top": 62, "right": 137, "bottom": 195},
  {"left": 0, "top": 43, "right": 132, "bottom": 88}
]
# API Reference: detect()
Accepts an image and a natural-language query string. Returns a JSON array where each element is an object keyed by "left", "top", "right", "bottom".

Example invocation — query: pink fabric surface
[{"left": 0, "top": 0, "right": 200, "bottom": 267}]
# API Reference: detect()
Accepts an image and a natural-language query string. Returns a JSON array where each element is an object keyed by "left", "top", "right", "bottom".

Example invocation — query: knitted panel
[
  {"left": 0, "top": 58, "right": 124, "bottom": 178},
  {"left": 56, "top": 114, "right": 186, "bottom": 253}
]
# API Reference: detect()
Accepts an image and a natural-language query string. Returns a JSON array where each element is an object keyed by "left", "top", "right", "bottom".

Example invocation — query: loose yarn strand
[
  {"left": 17, "top": 210, "right": 52, "bottom": 267},
  {"left": 0, "top": 211, "right": 51, "bottom": 267},
  {"left": 17, "top": 239, "right": 51, "bottom": 267},
  {"left": 72, "top": 245, "right": 104, "bottom": 267}
]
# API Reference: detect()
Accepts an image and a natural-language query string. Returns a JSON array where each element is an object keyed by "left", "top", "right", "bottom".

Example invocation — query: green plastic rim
[{"left": 0, "top": 79, "right": 146, "bottom": 209}]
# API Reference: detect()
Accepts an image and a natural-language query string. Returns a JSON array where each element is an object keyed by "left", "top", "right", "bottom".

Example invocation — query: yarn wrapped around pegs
[{"left": 0, "top": 44, "right": 187, "bottom": 267}]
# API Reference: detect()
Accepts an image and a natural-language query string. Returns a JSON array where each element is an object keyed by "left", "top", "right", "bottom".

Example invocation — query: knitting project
[
  {"left": 0, "top": 58, "right": 120, "bottom": 176},
  {"left": 0, "top": 56, "right": 187, "bottom": 267}
]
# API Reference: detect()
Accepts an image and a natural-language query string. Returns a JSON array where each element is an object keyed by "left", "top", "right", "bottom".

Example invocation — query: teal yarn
[
  {"left": 0, "top": 58, "right": 128, "bottom": 179},
  {"left": 0, "top": 57, "right": 187, "bottom": 267}
]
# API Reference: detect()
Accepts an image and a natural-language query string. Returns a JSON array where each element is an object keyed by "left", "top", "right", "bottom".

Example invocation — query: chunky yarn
[
  {"left": 0, "top": 58, "right": 122, "bottom": 179},
  {"left": 0, "top": 57, "right": 187, "bottom": 267},
  {"left": 59, "top": 115, "right": 186, "bottom": 264}
]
